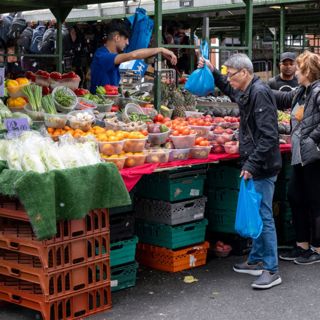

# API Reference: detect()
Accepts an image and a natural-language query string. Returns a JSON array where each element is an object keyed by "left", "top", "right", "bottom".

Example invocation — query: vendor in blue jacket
[{"left": 90, "top": 19, "right": 177, "bottom": 93}]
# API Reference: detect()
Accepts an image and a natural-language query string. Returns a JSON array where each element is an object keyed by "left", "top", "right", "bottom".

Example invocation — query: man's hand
[
  {"left": 161, "top": 48, "right": 177, "bottom": 65},
  {"left": 240, "top": 170, "right": 253, "bottom": 180},
  {"left": 198, "top": 57, "right": 214, "bottom": 72}
]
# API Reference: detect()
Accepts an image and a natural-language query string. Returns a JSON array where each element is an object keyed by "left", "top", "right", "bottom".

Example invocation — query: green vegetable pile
[
  {"left": 53, "top": 88, "right": 76, "bottom": 108},
  {"left": 128, "top": 112, "right": 152, "bottom": 122},
  {"left": 83, "top": 93, "right": 113, "bottom": 105},
  {"left": 41, "top": 95, "right": 57, "bottom": 114},
  {"left": 22, "top": 84, "right": 43, "bottom": 111}
]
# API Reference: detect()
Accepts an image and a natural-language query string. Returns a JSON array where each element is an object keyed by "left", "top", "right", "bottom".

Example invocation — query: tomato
[
  {"left": 163, "top": 117, "right": 171, "bottom": 122},
  {"left": 199, "top": 140, "right": 210, "bottom": 146},
  {"left": 204, "top": 122, "right": 212, "bottom": 126},
  {"left": 197, "top": 119, "right": 205, "bottom": 126},
  {"left": 154, "top": 114, "right": 164, "bottom": 123},
  {"left": 172, "top": 130, "right": 180, "bottom": 136},
  {"left": 141, "top": 130, "right": 148, "bottom": 136},
  {"left": 182, "top": 128, "right": 190, "bottom": 135},
  {"left": 195, "top": 137, "right": 204, "bottom": 145}
]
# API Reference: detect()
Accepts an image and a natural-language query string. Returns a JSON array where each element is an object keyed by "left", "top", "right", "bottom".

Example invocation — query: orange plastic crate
[
  {"left": 0, "top": 206, "right": 109, "bottom": 244},
  {"left": 136, "top": 242, "right": 210, "bottom": 272},
  {"left": 0, "top": 232, "right": 110, "bottom": 272},
  {"left": 0, "top": 256, "right": 110, "bottom": 301},
  {"left": 0, "top": 282, "right": 111, "bottom": 320}
]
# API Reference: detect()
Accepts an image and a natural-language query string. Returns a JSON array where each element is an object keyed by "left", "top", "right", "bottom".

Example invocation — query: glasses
[{"left": 226, "top": 69, "right": 243, "bottom": 79}]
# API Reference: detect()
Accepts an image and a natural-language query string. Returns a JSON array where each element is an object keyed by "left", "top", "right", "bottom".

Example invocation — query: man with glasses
[
  {"left": 199, "top": 53, "right": 282, "bottom": 290},
  {"left": 268, "top": 52, "right": 298, "bottom": 92}
]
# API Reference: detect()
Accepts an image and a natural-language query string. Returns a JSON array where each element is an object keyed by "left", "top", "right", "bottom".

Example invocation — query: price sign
[
  {"left": 180, "top": 0, "right": 193, "bottom": 7},
  {"left": 5, "top": 118, "right": 30, "bottom": 138},
  {"left": 0, "top": 68, "right": 4, "bottom": 97}
]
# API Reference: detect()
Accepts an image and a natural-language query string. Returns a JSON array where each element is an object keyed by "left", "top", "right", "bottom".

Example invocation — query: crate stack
[
  {"left": 274, "top": 154, "right": 295, "bottom": 244},
  {"left": 0, "top": 197, "right": 112, "bottom": 320},
  {"left": 206, "top": 165, "right": 241, "bottom": 234},
  {"left": 135, "top": 169, "right": 209, "bottom": 272},
  {"left": 109, "top": 212, "right": 139, "bottom": 292}
]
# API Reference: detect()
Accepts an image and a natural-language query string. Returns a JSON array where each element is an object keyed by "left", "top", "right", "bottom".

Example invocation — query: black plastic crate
[{"left": 110, "top": 212, "right": 135, "bottom": 242}]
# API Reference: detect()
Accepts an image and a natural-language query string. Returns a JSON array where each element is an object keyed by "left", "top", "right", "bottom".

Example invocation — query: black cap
[{"left": 280, "top": 52, "right": 296, "bottom": 62}]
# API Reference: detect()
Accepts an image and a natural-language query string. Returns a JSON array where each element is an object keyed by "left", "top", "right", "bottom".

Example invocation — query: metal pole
[
  {"left": 57, "top": 19, "right": 63, "bottom": 73},
  {"left": 190, "top": 28, "right": 195, "bottom": 72},
  {"left": 154, "top": 0, "right": 162, "bottom": 110},
  {"left": 273, "top": 35, "right": 277, "bottom": 77},
  {"left": 244, "top": 0, "right": 253, "bottom": 59},
  {"left": 280, "top": 5, "right": 285, "bottom": 54},
  {"left": 202, "top": 16, "right": 210, "bottom": 59}
]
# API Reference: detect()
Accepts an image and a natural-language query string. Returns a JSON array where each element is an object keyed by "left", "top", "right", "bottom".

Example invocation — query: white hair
[{"left": 224, "top": 53, "right": 254, "bottom": 74}]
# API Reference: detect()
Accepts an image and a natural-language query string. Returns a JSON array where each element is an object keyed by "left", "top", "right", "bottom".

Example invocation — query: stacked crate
[
  {"left": 0, "top": 197, "right": 111, "bottom": 320},
  {"left": 205, "top": 165, "right": 241, "bottom": 234},
  {"left": 135, "top": 169, "right": 209, "bottom": 272},
  {"left": 109, "top": 212, "right": 139, "bottom": 292}
]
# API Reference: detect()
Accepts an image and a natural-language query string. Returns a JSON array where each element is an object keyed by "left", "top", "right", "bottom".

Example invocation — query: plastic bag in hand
[
  {"left": 185, "top": 40, "right": 215, "bottom": 96},
  {"left": 235, "top": 178, "right": 263, "bottom": 239}
]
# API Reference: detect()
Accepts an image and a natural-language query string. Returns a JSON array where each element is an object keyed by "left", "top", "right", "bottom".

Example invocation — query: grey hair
[{"left": 224, "top": 53, "right": 254, "bottom": 74}]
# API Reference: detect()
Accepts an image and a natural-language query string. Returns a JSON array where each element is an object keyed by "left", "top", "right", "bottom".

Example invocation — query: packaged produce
[
  {"left": 170, "top": 134, "right": 196, "bottom": 149},
  {"left": 190, "top": 146, "right": 211, "bottom": 159},
  {"left": 21, "top": 84, "right": 43, "bottom": 112},
  {"left": 99, "top": 140, "right": 125, "bottom": 156},
  {"left": 52, "top": 86, "right": 77, "bottom": 113},
  {"left": 76, "top": 98, "right": 97, "bottom": 111},
  {"left": 224, "top": 141, "right": 239, "bottom": 154},
  {"left": 124, "top": 152, "right": 146, "bottom": 167},
  {"left": 68, "top": 111, "right": 95, "bottom": 131},
  {"left": 6, "top": 78, "right": 30, "bottom": 98},
  {"left": 145, "top": 148, "right": 170, "bottom": 163},
  {"left": 169, "top": 148, "right": 190, "bottom": 161},
  {"left": 101, "top": 155, "right": 127, "bottom": 170},
  {"left": 41, "top": 95, "right": 57, "bottom": 114},
  {"left": 7, "top": 96, "right": 27, "bottom": 109},
  {"left": 44, "top": 114, "right": 68, "bottom": 129}
]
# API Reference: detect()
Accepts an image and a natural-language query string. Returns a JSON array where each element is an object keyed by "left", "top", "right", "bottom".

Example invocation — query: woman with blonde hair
[{"left": 274, "top": 50, "right": 320, "bottom": 264}]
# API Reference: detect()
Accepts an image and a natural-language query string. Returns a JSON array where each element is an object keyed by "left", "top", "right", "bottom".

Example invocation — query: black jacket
[
  {"left": 273, "top": 81, "right": 320, "bottom": 166},
  {"left": 213, "top": 69, "right": 282, "bottom": 179}
]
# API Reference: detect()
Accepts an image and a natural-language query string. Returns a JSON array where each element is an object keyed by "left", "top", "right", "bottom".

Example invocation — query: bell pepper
[
  {"left": 104, "top": 85, "right": 118, "bottom": 95},
  {"left": 36, "top": 70, "right": 50, "bottom": 79},
  {"left": 62, "top": 71, "right": 77, "bottom": 79},
  {"left": 7, "top": 97, "right": 27, "bottom": 109},
  {"left": 42, "top": 86, "right": 51, "bottom": 95},
  {"left": 6, "top": 80, "right": 19, "bottom": 88},
  {"left": 25, "top": 71, "right": 36, "bottom": 82},
  {"left": 96, "top": 86, "right": 106, "bottom": 95},
  {"left": 74, "top": 88, "right": 89, "bottom": 96},
  {"left": 15, "top": 77, "right": 29, "bottom": 85}
]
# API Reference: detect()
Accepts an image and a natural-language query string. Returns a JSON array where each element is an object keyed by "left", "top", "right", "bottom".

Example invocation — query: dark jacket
[
  {"left": 213, "top": 69, "right": 282, "bottom": 179},
  {"left": 273, "top": 81, "right": 320, "bottom": 166}
]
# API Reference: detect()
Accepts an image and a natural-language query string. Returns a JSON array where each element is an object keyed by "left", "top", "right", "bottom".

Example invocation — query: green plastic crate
[
  {"left": 207, "top": 165, "right": 241, "bottom": 189},
  {"left": 135, "top": 219, "right": 208, "bottom": 249},
  {"left": 111, "top": 262, "right": 139, "bottom": 292},
  {"left": 137, "top": 170, "right": 206, "bottom": 202},
  {"left": 206, "top": 208, "right": 236, "bottom": 234},
  {"left": 206, "top": 188, "right": 239, "bottom": 211},
  {"left": 110, "top": 236, "right": 138, "bottom": 267}
]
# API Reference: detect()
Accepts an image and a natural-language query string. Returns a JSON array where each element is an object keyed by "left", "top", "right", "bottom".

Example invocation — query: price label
[
  {"left": 0, "top": 67, "right": 4, "bottom": 97},
  {"left": 190, "top": 189, "right": 200, "bottom": 196},
  {"left": 5, "top": 118, "right": 30, "bottom": 138},
  {"left": 180, "top": 0, "right": 193, "bottom": 7}
]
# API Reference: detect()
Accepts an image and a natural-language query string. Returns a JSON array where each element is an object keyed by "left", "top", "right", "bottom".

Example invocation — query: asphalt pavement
[{"left": 0, "top": 252, "right": 319, "bottom": 320}]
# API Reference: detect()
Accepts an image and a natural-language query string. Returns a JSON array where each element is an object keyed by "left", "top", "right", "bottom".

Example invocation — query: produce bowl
[
  {"left": 76, "top": 98, "right": 97, "bottom": 111},
  {"left": 141, "top": 107, "right": 158, "bottom": 118},
  {"left": 214, "top": 121, "right": 239, "bottom": 130},
  {"left": 44, "top": 113, "right": 68, "bottom": 129},
  {"left": 170, "top": 134, "right": 196, "bottom": 149},
  {"left": 189, "top": 125, "right": 212, "bottom": 138},
  {"left": 169, "top": 148, "right": 190, "bottom": 161},
  {"left": 35, "top": 75, "right": 50, "bottom": 87},
  {"left": 24, "top": 104, "right": 45, "bottom": 121},
  {"left": 52, "top": 86, "right": 78, "bottom": 113},
  {"left": 58, "top": 77, "right": 81, "bottom": 90},
  {"left": 279, "top": 134, "right": 291, "bottom": 144},
  {"left": 147, "top": 131, "right": 170, "bottom": 146},
  {"left": 131, "top": 98, "right": 154, "bottom": 108},
  {"left": 102, "top": 156, "right": 127, "bottom": 170},
  {"left": 123, "top": 138, "right": 147, "bottom": 153},
  {"left": 99, "top": 140, "right": 125, "bottom": 156},
  {"left": 224, "top": 142, "right": 239, "bottom": 154},
  {"left": 210, "top": 142, "right": 225, "bottom": 154},
  {"left": 125, "top": 153, "right": 146, "bottom": 168},
  {"left": 185, "top": 111, "right": 203, "bottom": 118},
  {"left": 7, "top": 82, "right": 30, "bottom": 98},
  {"left": 96, "top": 98, "right": 113, "bottom": 113},
  {"left": 190, "top": 146, "right": 212, "bottom": 159},
  {"left": 67, "top": 110, "right": 95, "bottom": 132},
  {"left": 122, "top": 103, "right": 144, "bottom": 122},
  {"left": 210, "top": 132, "right": 235, "bottom": 145},
  {"left": 145, "top": 149, "right": 170, "bottom": 163}
]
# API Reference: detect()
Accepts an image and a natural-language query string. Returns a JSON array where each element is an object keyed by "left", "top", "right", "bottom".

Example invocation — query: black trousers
[{"left": 287, "top": 161, "right": 320, "bottom": 247}]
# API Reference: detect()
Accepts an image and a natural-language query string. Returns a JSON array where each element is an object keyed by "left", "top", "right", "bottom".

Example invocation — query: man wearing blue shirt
[{"left": 90, "top": 19, "right": 177, "bottom": 93}]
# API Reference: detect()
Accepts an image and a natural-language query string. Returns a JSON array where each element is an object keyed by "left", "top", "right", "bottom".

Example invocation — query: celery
[{"left": 22, "top": 84, "right": 43, "bottom": 112}]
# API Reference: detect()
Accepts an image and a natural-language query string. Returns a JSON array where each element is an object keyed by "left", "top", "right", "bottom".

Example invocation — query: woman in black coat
[{"left": 274, "top": 50, "right": 320, "bottom": 265}]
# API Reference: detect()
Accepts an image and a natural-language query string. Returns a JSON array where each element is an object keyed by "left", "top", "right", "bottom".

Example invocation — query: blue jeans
[{"left": 248, "top": 176, "right": 278, "bottom": 273}]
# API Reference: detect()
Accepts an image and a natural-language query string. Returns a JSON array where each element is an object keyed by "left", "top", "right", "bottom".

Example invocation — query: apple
[
  {"left": 213, "top": 117, "right": 224, "bottom": 123},
  {"left": 213, "top": 127, "right": 224, "bottom": 134},
  {"left": 222, "top": 132, "right": 232, "bottom": 142},
  {"left": 225, "top": 128, "right": 234, "bottom": 134}
]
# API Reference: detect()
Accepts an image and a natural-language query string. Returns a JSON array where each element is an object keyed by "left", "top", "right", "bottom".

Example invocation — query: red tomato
[
  {"left": 195, "top": 137, "right": 205, "bottom": 145},
  {"left": 199, "top": 140, "right": 210, "bottom": 146},
  {"left": 182, "top": 128, "right": 190, "bottom": 135},
  {"left": 172, "top": 130, "right": 180, "bottom": 136},
  {"left": 141, "top": 130, "right": 148, "bottom": 136}
]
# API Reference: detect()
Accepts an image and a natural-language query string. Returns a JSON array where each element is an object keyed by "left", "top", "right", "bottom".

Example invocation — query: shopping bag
[
  {"left": 235, "top": 178, "right": 263, "bottom": 239},
  {"left": 185, "top": 40, "right": 215, "bottom": 96}
]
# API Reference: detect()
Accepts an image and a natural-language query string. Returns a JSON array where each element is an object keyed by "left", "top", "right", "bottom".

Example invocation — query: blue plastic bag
[
  {"left": 185, "top": 40, "right": 215, "bottom": 96},
  {"left": 235, "top": 178, "right": 263, "bottom": 239}
]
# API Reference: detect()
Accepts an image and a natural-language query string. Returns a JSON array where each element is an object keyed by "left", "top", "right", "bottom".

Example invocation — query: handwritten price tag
[{"left": 5, "top": 118, "right": 30, "bottom": 138}]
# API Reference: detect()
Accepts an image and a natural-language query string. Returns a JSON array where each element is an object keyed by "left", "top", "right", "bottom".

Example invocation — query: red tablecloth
[{"left": 120, "top": 144, "right": 291, "bottom": 191}]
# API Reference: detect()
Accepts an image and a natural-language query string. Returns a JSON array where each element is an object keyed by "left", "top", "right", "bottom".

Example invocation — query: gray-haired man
[{"left": 199, "top": 53, "right": 282, "bottom": 289}]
